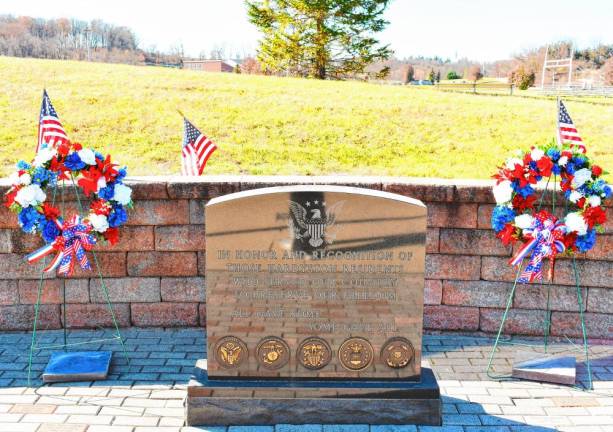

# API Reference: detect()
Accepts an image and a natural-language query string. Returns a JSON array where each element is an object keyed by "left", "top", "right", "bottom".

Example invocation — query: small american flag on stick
[
  {"left": 37, "top": 90, "right": 69, "bottom": 153},
  {"left": 180, "top": 114, "right": 217, "bottom": 176},
  {"left": 557, "top": 99, "right": 585, "bottom": 153}
]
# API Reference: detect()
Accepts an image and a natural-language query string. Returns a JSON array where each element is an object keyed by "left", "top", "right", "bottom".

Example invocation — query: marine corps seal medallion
[
  {"left": 256, "top": 337, "right": 290, "bottom": 370},
  {"left": 298, "top": 337, "right": 332, "bottom": 370},
  {"left": 215, "top": 336, "right": 248, "bottom": 369},
  {"left": 381, "top": 337, "right": 414, "bottom": 369},
  {"left": 339, "top": 337, "right": 373, "bottom": 371}
]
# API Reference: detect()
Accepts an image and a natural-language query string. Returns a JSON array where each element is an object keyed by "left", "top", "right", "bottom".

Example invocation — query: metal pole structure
[
  {"left": 568, "top": 45, "right": 574, "bottom": 86},
  {"left": 541, "top": 46, "right": 549, "bottom": 88}
]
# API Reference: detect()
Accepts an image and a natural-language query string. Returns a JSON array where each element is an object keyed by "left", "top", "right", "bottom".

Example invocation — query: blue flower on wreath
[
  {"left": 115, "top": 167, "right": 127, "bottom": 183},
  {"left": 108, "top": 205, "right": 128, "bottom": 228},
  {"left": 529, "top": 161, "right": 537, "bottom": 170},
  {"left": 95, "top": 151, "right": 105, "bottom": 161},
  {"left": 491, "top": 206, "right": 515, "bottom": 232},
  {"left": 565, "top": 161, "right": 576, "bottom": 175},
  {"left": 552, "top": 164, "right": 562, "bottom": 175},
  {"left": 512, "top": 181, "right": 534, "bottom": 198},
  {"left": 17, "top": 160, "right": 31, "bottom": 171},
  {"left": 32, "top": 167, "right": 52, "bottom": 185},
  {"left": 572, "top": 156, "right": 587, "bottom": 168},
  {"left": 98, "top": 185, "right": 115, "bottom": 201},
  {"left": 41, "top": 219, "right": 60, "bottom": 243},
  {"left": 64, "top": 153, "right": 86, "bottom": 171},
  {"left": 18, "top": 207, "right": 45, "bottom": 233},
  {"left": 546, "top": 148, "right": 560, "bottom": 162},
  {"left": 576, "top": 229, "right": 596, "bottom": 253}
]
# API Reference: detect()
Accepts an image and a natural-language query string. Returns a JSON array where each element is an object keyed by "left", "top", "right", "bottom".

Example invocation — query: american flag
[
  {"left": 557, "top": 99, "right": 585, "bottom": 153},
  {"left": 37, "top": 90, "right": 69, "bottom": 153},
  {"left": 181, "top": 117, "right": 217, "bottom": 176}
]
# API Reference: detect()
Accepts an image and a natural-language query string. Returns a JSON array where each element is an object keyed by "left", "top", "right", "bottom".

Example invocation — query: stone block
[
  {"left": 63, "top": 303, "right": 130, "bottom": 328},
  {"left": 552, "top": 259, "right": 612, "bottom": 288},
  {"left": 440, "top": 229, "right": 510, "bottom": 256},
  {"left": 424, "top": 280, "right": 442, "bottom": 305},
  {"left": 424, "top": 305, "right": 479, "bottom": 331},
  {"left": 551, "top": 311, "right": 613, "bottom": 339},
  {"left": 426, "top": 228, "right": 439, "bottom": 253},
  {"left": 427, "top": 203, "right": 478, "bottom": 228},
  {"left": 514, "top": 284, "right": 587, "bottom": 312},
  {"left": 67, "top": 252, "right": 126, "bottom": 278},
  {"left": 426, "top": 255, "right": 481, "bottom": 280},
  {"left": 0, "top": 304, "right": 61, "bottom": 330},
  {"left": 131, "top": 302, "right": 198, "bottom": 327},
  {"left": 90, "top": 277, "right": 160, "bottom": 303},
  {"left": 442, "top": 280, "right": 511, "bottom": 308},
  {"left": 0, "top": 280, "right": 18, "bottom": 305},
  {"left": 167, "top": 178, "right": 237, "bottom": 199},
  {"left": 161, "top": 277, "right": 205, "bottom": 302},
  {"left": 189, "top": 200, "right": 207, "bottom": 224},
  {"left": 94, "top": 226, "right": 154, "bottom": 252},
  {"left": 480, "top": 308, "right": 546, "bottom": 336},
  {"left": 155, "top": 225, "right": 205, "bottom": 251},
  {"left": 127, "top": 180, "right": 169, "bottom": 199},
  {"left": 127, "top": 251, "right": 197, "bottom": 276},
  {"left": 587, "top": 287, "right": 613, "bottom": 313},
  {"left": 127, "top": 199, "right": 189, "bottom": 225}
]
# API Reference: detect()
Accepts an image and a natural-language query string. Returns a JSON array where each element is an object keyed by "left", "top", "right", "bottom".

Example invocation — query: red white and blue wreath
[
  {"left": 491, "top": 145, "right": 610, "bottom": 283},
  {"left": 4, "top": 141, "right": 132, "bottom": 276}
]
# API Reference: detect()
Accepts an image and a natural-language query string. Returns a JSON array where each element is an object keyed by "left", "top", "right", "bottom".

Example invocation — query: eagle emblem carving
[{"left": 288, "top": 200, "right": 344, "bottom": 247}]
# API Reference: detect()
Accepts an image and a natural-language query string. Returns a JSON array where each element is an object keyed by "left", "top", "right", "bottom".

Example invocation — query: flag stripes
[
  {"left": 38, "top": 91, "right": 69, "bottom": 153},
  {"left": 181, "top": 117, "right": 217, "bottom": 176},
  {"left": 557, "top": 99, "right": 585, "bottom": 153}
]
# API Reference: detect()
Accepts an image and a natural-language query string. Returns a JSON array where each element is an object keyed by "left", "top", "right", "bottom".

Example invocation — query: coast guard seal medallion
[{"left": 381, "top": 337, "right": 414, "bottom": 369}]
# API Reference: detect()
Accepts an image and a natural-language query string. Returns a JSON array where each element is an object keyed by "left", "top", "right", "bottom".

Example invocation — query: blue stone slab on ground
[
  {"left": 42, "top": 351, "right": 112, "bottom": 383},
  {"left": 512, "top": 353, "right": 576, "bottom": 386}
]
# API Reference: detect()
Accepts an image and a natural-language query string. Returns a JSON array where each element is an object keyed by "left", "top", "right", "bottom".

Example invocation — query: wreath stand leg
[
  {"left": 485, "top": 176, "right": 593, "bottom": 391},
  {"left": 27, "top": 178, "right": 130, "bottom": 386}
]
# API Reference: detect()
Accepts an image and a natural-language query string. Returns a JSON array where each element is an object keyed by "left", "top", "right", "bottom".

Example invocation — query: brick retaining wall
[{"left": 0, "top": 176, "right": 611, "bottom": 339}]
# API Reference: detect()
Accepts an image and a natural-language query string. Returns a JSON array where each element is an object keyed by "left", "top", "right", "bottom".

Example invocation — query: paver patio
[{"left": 0, "top": 328, "right": 611, "bottom": 432}]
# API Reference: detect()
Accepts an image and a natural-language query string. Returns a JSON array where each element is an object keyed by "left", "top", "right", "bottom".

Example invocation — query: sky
[{"left": 2, "top": 0, "right": 613, "bottom": 62}]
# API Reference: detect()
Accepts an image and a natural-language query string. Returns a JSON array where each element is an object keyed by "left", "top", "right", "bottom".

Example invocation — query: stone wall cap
[{"left": 207, "top": 184, "right": 427, "bottom": 208}]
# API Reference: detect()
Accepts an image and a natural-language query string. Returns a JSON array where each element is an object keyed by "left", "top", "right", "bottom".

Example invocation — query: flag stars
[
  {"left": 314, "top": 200, "right": 319, "bottom": 204},
  {"left": 305, "top": 201, "right": 311, "bottom": 207}
]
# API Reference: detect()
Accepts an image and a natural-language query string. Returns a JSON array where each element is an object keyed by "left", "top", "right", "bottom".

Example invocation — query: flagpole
[{"left": 555, "top": 96, "right": 561, "bottom": 148}]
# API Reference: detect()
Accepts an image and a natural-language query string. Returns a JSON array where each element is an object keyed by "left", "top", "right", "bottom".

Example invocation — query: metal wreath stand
[
  {"left": 27, "top": 174, "right": 130, "bottom": 386},
  {"left": 485, "top": 173, "right": 593, "bottom": 391}
]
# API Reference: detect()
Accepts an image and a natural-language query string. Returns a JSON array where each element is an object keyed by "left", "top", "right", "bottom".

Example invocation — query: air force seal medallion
[
  {"left": 288, "top": 200, "right": 344, "bottom": 247},
  {"left": 339, "top": 337, "right": 374, "bottom": 371}
]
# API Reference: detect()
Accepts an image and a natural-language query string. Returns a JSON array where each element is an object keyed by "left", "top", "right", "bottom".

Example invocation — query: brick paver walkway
[{"left": 0, "top": 328, "right": 611, "bottom": 432}]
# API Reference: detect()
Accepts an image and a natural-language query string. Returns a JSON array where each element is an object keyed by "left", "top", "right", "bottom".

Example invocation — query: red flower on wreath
[
  {"left": 536, "top": 157, "right": 553, "bottom": 177},
  {"left": 512, "top": 194, "right": 537, "bottom": 212},
  {"left": 496, "top": 223, "right": 517, "bottom": 246},
  {"left": 90, "top": 199, "right": 111, "bottom": 216},
  {"left": 103, "top": 227, "right": 119, "bottom": 245},
  {"left": 583, "top": 206, "right": 607, "bottom": 228},
  {"left": 42, "top": 203, "right": 60, "bottom": 219},
  {"left": 4, "top": 188, "right": 18, "bottom": 207}
]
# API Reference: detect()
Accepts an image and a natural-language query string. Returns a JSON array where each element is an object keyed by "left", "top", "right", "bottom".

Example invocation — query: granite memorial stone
[{"left": 186, "top": 185, "right": 441, "bottom": 426}]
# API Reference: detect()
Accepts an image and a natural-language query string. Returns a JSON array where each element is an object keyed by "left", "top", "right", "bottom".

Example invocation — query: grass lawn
[{"left": 1, "top": 56, "right": 611, "bottom": 179}]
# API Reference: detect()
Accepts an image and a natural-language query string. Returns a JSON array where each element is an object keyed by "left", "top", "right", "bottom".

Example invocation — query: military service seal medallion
[
  {"left": 256, "top": 337, "right": 290, "bottom": 370},
  {"left": 215, "top": 336, "right": 248, "bottom": 369},
  {"left": 381, "top": 337, "right": 414, "bottom": 369},
  {"left": 298, "top": 337, "right": 332, "bottom": 370},
  {"left": 339, "top": 337, "right": 373, "bottom": 371}
]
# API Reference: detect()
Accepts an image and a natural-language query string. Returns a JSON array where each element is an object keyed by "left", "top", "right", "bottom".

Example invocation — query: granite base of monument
[{"left": 186, "top": 360, "right": 442, "bottom": 426}]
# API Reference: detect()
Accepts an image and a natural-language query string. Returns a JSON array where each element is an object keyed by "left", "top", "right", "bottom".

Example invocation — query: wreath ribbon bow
[
  {"left": 509, "top": 215, "right": 566, "bottom": 283},
  {"left": 26, "top": 215, "right": 97, "bottom": 276}
]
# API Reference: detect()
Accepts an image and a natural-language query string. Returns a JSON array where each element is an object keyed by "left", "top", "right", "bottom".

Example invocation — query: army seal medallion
[
  {"left": 339, "top": 337, "right": 373, "bottom": 371},
  {"left": 298, "top": 337, "right": 332, "bottom": 370},
  {"left": 381, "top": 337, "right": 414, "bottom": 369},
  {"left": 215, "top": 336, "right": 248, "bottom": 369},
  {"left": 256, "top": 337, "right": 290, "bottom": 370}
]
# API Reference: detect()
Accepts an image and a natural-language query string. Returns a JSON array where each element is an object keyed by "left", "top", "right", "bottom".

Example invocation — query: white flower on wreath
[
  {"left": 505, "top": 157, "right": 523, "bottom": 170},
  {"left": 493, "top": 180, "right": 514, "bottom": 204},
  {"left": 10, "top": 172, "right": 31, "bottom": 186},
  {"left": 571, "top": 168, "right": 592, "bottom": 189},
  {"left": 568, "top": 190, "right": 583, "bottom": 203},
  {"left": 112, "top": 183, "right": 132, "bottom": 205},
  {"left": 564, "top": 212, "right": 588, "bottom": 236},
  {"left": 15, "top": 184, "right": 46, "bottom": 208},
  {"left": 88, "top": 213, "right": 109, "bottom": 233},
  {"left": 33, "top": 147, "right": 56, "bottom": 167},
  {"left": 588, "top": 195, "right": 601, "bottom": 207},
  {"left": 558, "top": 156, "right": 568, "bottom": 167},
  {"left": 77, "top": 148, "right": 97, "bottom": 165},
  {"left": 515, "top": 214, "right": 534, "bottom": 230},
  {"left": 530, "top": 148, "right": 544, "bottom": 161}
]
